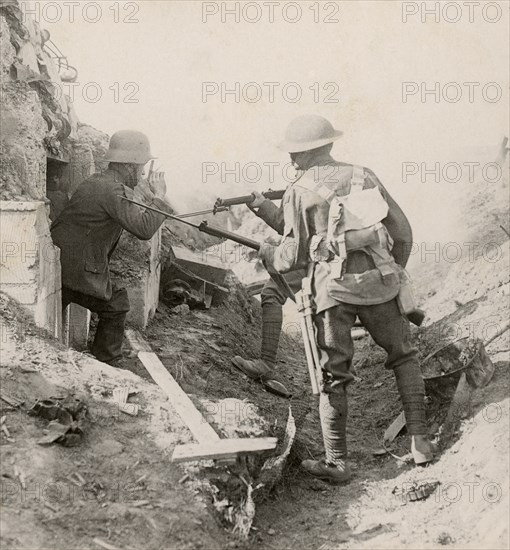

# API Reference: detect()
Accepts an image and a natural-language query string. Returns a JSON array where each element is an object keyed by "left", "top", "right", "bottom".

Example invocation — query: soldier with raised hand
[
  {"left": 51, "top": 130, "right": 172, "bottom": 365},
  {"left": 258, "top": 114, "right": 435, "bottom": 483}
]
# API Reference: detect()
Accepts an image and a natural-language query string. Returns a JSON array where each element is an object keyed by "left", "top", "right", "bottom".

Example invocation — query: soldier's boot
[
  {"left": 231, "top": 357, "right": 291, "bottom": 398},
  {"left": 393, "top": 362, "right": 435, "bottom": 465},
  {"left": 231, "top": 303, "right": 290, "bottom": 397},
  {"left": 411, "top": 435, "right": 437, "bottom": 465},
  {"left": 91, "top": 315, "right": 126, "bottom": 364},
  {"left": 302, "top": 389, "right": 351, "bottom": 484},
  {"left": 301, "top": 458, "right": 351, "bottom": 484}
]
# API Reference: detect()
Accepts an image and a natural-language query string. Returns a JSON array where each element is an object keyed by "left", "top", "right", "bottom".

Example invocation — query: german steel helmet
[
  {"left": 278, "top": 115, "right": 343, "bottom": 153},
  {"left": 104, "top": 130, "right": 155, "bottom": 164}
]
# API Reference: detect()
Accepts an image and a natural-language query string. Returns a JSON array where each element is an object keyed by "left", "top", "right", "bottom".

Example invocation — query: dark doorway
[{"left": 46, "top": 157, "right": 69, "bottom": 222}]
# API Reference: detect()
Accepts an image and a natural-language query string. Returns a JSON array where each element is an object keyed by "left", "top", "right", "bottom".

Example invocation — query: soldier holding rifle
[{"left": 257, "top": 114, "right": 435, "bottom": 483}]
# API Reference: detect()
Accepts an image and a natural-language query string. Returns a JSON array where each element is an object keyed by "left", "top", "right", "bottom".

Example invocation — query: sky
[{"left": 31, "top": 0, "right": 509, "bottom": 242}]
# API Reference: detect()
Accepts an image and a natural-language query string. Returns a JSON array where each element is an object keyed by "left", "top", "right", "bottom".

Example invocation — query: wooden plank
[
  {"left": 125, "top": 329, "right": 152, "bottom": 354},
  {"left": 172, "top": 437, "right": 278, "bottom": 463},
  {"left": 383, "top": 411, "right": 406, "bottom": 443},
  {"left": 137, "top": 350, "right": 220, "bottom": 444},
  {"left": 164, "top": 262, "right": 228, "bottom": 293},
  {"left": 172, "top": 245, "right": 226, "bottom": 269},
  {"left": 0, "top": 391, "right": 25, "bottom": 408},
  {"left": 172, "top": 245, "right": 229, "bottom": 286}
]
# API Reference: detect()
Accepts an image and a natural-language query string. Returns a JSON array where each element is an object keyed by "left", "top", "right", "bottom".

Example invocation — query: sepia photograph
[{"left": 0, "top": 1, "right": 509, "bottom": 549}]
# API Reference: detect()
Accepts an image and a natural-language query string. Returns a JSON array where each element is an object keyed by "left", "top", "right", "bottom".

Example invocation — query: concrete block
[
  {"left": 0, "top": 284, "right": 38, "bottom": 304},
  {"left": 122, "top": 229, "right": 162, "bottom": 329},
  {"left": 0, "top": 201, "right": 61, "bottom": 338},
  {"left": 68, "top": 303, "right": 91, "bottom": 350},
  {"left": 32, "top": 290, "right": 62, "bottom": 340}
]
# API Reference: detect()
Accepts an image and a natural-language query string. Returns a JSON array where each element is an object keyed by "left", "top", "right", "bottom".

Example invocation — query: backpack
[{"left": 300, "top": 164, "right": 399, "bottom": 286}]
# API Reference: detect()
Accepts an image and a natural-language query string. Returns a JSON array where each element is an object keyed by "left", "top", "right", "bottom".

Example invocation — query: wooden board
[
  {"left": 137, "top": 350, "right": 219, "bottom": 444},
  {"left": 172, "top": 437, "right": 278, "bottom": 463},
  {"left": 132, "top": 330, "right": 280, "bottom": 463},
  {"left": 172, "top": 245, "right": 229, "bottom": 286},
  {"left": 125, "top": 329, "right": 152, "bottom": 354},
  {"left": 384, "top": 411, "right": 406, "bottom": 443}
]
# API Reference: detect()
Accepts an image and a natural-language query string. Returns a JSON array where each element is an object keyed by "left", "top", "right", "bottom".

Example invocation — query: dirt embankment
[
  {"left": 0, "top": 293, "right": 229, "bottom": 550},
  {"left": 0, "top": 273, "right": 315, "bottom": 549}
]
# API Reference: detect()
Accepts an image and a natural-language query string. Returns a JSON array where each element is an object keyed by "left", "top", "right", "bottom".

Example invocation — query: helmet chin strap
[
  {"left": 291, "top": 147, "right": 335, "bottom": 172},
  {"left": 291, "top": 151, "right": 313, "bottom": 171}
]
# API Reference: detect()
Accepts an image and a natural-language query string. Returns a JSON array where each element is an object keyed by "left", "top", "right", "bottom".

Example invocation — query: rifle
[
  {"left": 213, "top": 189, "right": 285, "bottom": 213},
  {"left": 176, "top": 189, "right": 286, "bottom": 218},
  {"left": 119, "top": 196, "right": 295, "bottom": 302}
]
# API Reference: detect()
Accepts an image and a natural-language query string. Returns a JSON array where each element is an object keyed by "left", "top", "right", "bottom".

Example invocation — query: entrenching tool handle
[
  {"left": 304, "top": 314, "right": 323, "bottom": 389},
  {"left": 297, "top": 292, "right": 320, "bottom": 395},
  {"left": 301, "top": 278, "right": 324, "bottom": 390}
]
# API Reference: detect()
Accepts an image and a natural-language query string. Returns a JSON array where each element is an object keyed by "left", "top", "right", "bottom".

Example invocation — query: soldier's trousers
[
  {"left": 260, "top": 270, "right": 305, "bottom": 364},
  {"left": 62, "top": 286, "right": 130, "bottom": 363},
  {"left": 313, "top": 298, "right": 427, "bottom": 462}
]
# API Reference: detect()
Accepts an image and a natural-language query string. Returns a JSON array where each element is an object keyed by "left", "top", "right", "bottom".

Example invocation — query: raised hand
[{"left": 149, "top": 170, "right": 167, "bottom": 199}]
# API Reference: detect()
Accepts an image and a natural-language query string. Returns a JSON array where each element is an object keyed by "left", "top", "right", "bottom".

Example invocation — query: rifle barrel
[
  {"left": 178, "top": 206, "right": 229, "bottom": 218},
  {"left": 119, "top": 196, "right": 260, "bottom": 249}
]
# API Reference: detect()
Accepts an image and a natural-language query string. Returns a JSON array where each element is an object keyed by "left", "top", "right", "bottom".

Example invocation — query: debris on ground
[
  {"left": 392, "top": 480, "right": 441, "bottom": 503},
  {"left": 28, "top": 396, "right": 88, "bottom": 446},
  {"left": 112, "top": 387, "right": 139, "bottom": 416}
]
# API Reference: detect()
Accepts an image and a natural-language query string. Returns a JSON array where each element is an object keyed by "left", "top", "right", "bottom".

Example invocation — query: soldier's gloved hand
[
  {"left": 249, "top": 190, "right": 266, "bottom": 208},
  {"left": 149, "top": 171, "right": 167, "bottom": 200}
]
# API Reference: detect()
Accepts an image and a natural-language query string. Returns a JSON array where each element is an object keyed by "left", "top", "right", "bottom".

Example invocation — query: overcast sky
[{"left": 33, "top": 0, "right": 509, "bottom": 241}]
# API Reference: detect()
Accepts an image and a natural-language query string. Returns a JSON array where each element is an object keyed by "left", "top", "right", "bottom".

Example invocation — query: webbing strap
[
  {"left": 313, "top": 181, "right": 337, "bottom": 203},
  {"left": 350, "top": 165, "right": 366, "bottom": 192}
]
